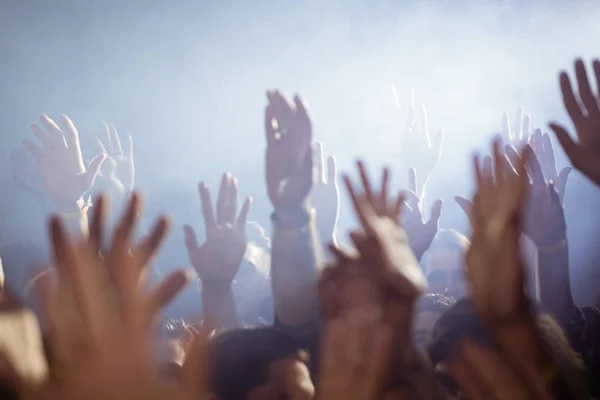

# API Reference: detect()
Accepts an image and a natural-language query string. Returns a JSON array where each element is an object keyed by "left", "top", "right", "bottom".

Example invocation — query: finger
[
  {"left": 419, "top": 104, "right": 431, "bottom": 146},
  {"left": 145, "top": 269, "right": 192, "bottom": 324},
  {"left": 357, "top": 160, "right": 374, "bottom": 203},
  {"left": 30, "top": 123, "right": 56, "bottom": 152},
  {"left": 125, "top": 133, "right": 133, "bottom": 160},
  {"left": 504, "top": 145, "right": 523, "bottom": 176},
  {"left": 83, "top": 153, "right": 107, "bottom": 188},
  {"left": 402, "top": 189, "right": 420, "bottom": 211},
  {"left": 532, "top": 128, "right": 544, "bottom": 160},
  {"left": 408, "top": 167, "right": 418, "bottom": 194},
  {"left": 236, "top": 197, "right": 252, "bottom": 232},
  {"left": 427, "top": 199, "right": 443, "bottom": 227},
  {"left": 343, "top": 175, "right": 360, "bottom": 215},
  {"left": 575, "top": 59, "right": 600, "bottom": 117},
  {"left": 514, "top": 107, "right": 524, "bottom": 141},
  {"left": 523, "top": 145, "right": 545, "bottom": 184},
  {"left": 183, "top": 224, "right": 200, "bottom": 256},
  {"left": 380, "top": 167, "right": 390, "bottom": 211},
  {"left": 454, "top": 195, "right": 473, "bottom": 220},
  {"left": 549, "top": 122, "right": 582, "bottom": 167},
  {"left": 59, "top": 115, "right": 81, "bottom": 149},
  {"left": 502, "top": 111, "right": 512, "bottom": 141},
  {"left": 226, "top": 177, "right": 239, "bottom": 225},
  {"left": 493, "top": 139, "right": 506, "bottom": 188},
  {"left": 109, "top": 124, "right": 123, "bottom": 153},
  {"left": 522, "top": 114, "right": 531, "bottom": 143},
  {"left": 392, "top": 191, "right": 406, "bottom": 223},
  {"left": 216, "top": 173, "right": 230, "bottom": 225},
  {"left": 559, "top": 72, "right": 585, "bottom": 125},
  {"left": 500, "top": 153, "right": 517, "bottom": 180},
  {"left": 327, "top": 155, "right": 338, "bottom": 186},
  {"left": 39, "top": 115, "right": 67, "bottom": 148},
  {"left": 542, "top": 133, "right": 558, "bottom": 177},
  {"left": 102, "top": 122, "right": 115, "bottom": 153},
  {"left": 134, "top": 216, "right": 171, "bottom": 269},
  {"left": 315, "top": 143, "right": 325, "bottom": 182},
  {"left": 23, "top": 139, "right": 46, "bottom": 162},
  {"left": 473, "top": 153, "right": 483, "bottom": 186},
  {"left": 96, "top": 138, "right": 108, "bottom": 154},
  {"left": 293, "top": 94, "right": 311, "bottom": 128},
  {"left": 89, "top": 195, "right": 106, "bottom": 254},
  {"left": 199, "top": 182, "right": 216, "bottom": 236},
  {"left": 556, "top": 166, "right": 572, "bottom": 204},
  {"left": 109, "top": 193, "right": 142, "bottom": 274},
  {"left": 482, "top": 155, "right": 493, "bottom": 181},
  {"left": 594, "top": 59, "right": 600, "bottom": 96}
]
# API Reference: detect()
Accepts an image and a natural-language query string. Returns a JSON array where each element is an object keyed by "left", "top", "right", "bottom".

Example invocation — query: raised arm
[
  {"left": 264, "top": 90, "right": 321, "bottom": 327},
  {"left": 22, "top": 115, "right": 106, "bottom": 237},
  {"left": 183, "top": 173, "right": 252, "bottom": 330}
]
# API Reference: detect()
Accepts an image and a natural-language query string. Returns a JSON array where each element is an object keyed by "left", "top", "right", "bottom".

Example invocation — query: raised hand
[
  {"left": 96, "top": 122, "right": 135, "bottom": 193},
  {"left": 397, "top": 91, "right": 444, "bottom": 195},
  {"left": 505, "top": 145, "right": 567, "bottom": 247},
  {"left": 36, "top": 193, "right": 191, "bottom": 399},
  {"left": 311, "top": 142, "right": 339, "bottom": 243},
  {"left": 530, "top": 129, "right": 571, "bottom": 204},
  {"left": 23, "top": 115, "right": 106, "bottom": 206},
  {"left": 467, "top": 140, "right": 528, "bottom": 326},
  {"left": 343, "top": 162, "right": 426, "bottom": 302},
  {"left": 549, "top": 59, "right": 600, "bottom": 187},
  {"left": 183, "top": 174, "right": 252, "bottom": 287},
  {"left": 402, "top": 168, "right": 443, "bottom": 260},
  {"left": 265, "top": 90, "right": 313, "bottom": 212},
  {"left": 502, "top": 107, "right": 532, "bottom": 149}
]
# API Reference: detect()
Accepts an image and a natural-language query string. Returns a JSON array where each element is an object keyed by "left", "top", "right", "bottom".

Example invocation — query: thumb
[
  {"left": 83, "top": 153, "right": 107, "bottom": 187},
  {"left": 555, "top": 166, "right": 572, "bottom": 204},
  {"left": 454, "top": 195, "right": 473, "bottom": 220}
]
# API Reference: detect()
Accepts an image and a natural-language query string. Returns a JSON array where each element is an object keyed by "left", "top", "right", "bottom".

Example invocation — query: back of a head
[
  {"left": 428, "top": 297, "right": 588, "bottom": 400},
  {"left": 210, "top": 327, "right": 301, "bottom": 400}
]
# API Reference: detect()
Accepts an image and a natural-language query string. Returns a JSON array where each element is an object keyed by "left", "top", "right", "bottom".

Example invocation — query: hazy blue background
[{"left": 1, "top": 0, "right": 600, "bottom": 304}]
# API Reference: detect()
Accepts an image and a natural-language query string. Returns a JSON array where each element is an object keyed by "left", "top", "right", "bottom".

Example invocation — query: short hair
[
  {"left": 210, "top": 327, "right": 304, "bottom": 400},
  {"left": 428, "top": 298, "right": 587, "bottom": 400},
  {"left": 420, "top": 229, "right": 470, "bottom": 273},
  {"left": 418, "top": 293, "right": 456, "bottom": 314}
]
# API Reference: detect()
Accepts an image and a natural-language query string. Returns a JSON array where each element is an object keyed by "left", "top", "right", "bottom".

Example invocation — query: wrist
[
  {"left": 199, "top": 280, "right": 233, "bottom": 296},
  {"left": 272, "top": 207, "right": 312, "bottom": 229}
]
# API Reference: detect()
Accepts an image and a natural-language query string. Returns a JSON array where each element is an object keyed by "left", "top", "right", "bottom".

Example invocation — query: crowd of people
[{"left": 0, "top": 56, "right": 599, "bottom": 399}]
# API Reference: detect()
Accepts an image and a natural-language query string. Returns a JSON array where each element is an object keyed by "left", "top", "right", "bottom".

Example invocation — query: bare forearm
[
  {"left": 271, "top": 210, "right": 321, "bottom": 326},
  {"left": 537, "top": 243, "right": 574, "bottom": 325},
  {"left": 201, "top": 284, "right": 238, "bottom": 330}
]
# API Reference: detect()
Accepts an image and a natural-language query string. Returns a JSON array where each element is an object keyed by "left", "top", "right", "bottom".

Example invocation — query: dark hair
[
  {"left": 427, "top": 297, "right": 587, "bottom": 400},
  {"left": 418, "top": 293, "right": 456, "bottom": 314},
  {"left": 210, "top": 327, "right": 303, "bottom": 400}
]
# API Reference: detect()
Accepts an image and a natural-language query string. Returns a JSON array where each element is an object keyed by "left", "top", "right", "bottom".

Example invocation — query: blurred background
[{"left": 0, "top": 0, "right": 599, "bottom": 303}]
